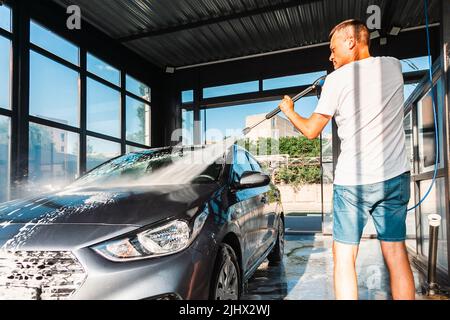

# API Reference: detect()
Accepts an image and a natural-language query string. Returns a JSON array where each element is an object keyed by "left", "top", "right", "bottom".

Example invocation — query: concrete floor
[{"left": 243, "top": 234, "right": 449, "bottom": 300}]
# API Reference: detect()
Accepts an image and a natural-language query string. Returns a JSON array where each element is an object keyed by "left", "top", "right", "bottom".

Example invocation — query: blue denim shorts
[{"left": 333, "top": 172, "right": 411, "bottom": 245}]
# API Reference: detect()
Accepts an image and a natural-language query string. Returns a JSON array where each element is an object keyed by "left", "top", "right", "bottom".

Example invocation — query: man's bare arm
[{"left": 279, "top": 95, "right": 332, "bottom": 140}]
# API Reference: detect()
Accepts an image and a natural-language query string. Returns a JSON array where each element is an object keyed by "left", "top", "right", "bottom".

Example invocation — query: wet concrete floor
[{"left": 243, "top": 234, "right": 449, "bottom": 300}]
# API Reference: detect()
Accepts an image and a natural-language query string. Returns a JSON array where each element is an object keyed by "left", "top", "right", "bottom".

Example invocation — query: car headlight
[{"left": 92, "top": 209, "right": 209, "bottom": 261}]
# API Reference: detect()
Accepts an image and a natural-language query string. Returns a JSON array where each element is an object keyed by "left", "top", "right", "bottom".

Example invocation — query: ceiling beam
[{"left": 117, "top": 0, "right": 314, "bottom": 43}]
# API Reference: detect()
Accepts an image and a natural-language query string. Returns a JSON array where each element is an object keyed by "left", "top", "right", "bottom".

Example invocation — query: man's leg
[
  {"left": 333, "top": 241, "right": 359, "bottom": 300},
  {"left": 380, "top": 241, "right": 415, "bottom": 300}
]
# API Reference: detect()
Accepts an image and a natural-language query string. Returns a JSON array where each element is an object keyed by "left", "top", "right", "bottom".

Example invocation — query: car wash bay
[{"left": 0, "top": 0, "right": 450, "bottom": 299}]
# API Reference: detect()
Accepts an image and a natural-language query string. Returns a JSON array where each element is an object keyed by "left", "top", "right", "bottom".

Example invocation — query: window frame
[{"left": 25, "top": 19, "right": 153, "bottom": 182}]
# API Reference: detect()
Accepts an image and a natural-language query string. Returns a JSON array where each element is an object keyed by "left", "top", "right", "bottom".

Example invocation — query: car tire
[
  {"left": 267, "top": 218, "right": 285, "bottom": 265},
  {"left": 210, "top": 243, "right": 241, "bottom": 300}
]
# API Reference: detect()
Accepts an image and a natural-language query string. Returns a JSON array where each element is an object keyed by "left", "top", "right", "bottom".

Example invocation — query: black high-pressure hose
[{"left": 242, "top": 75, "right": 327, "bottom": 135}]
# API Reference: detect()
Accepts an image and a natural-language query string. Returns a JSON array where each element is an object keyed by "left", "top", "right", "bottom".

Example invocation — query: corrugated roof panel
[
  {"left": 53, "top": 0, "right": 441, "bottom": 68},
  {"left": 236, "top": 17, "right": 264, "bottom": 52}
]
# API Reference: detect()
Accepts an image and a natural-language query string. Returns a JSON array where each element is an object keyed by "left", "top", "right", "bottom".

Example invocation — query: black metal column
[
  {"left": 193, "top": 76, "right": 202, "bottom": 145},
  {"left": 79, "top": 48, "right": 87, "bottom": 175},
  {"left": 120, "top": 71, "right": 126, "bottom": 154},
  {"left": 331, "top": 119, "right": 340, "bottom": 179},
  {"left": 10, "top": 0, "right": 30, "bottom": 199},
  {"left": 160, "top": 74, "right": 182, "bottom": 147}
]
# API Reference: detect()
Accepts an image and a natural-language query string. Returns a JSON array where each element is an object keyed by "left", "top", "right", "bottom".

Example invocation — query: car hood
[
  {"left": 0, "top": 184, "right": 219, "bottom": 227},
  {"left": 0, "top": 223, "right": 139, "bottom": 251},
  {"left": 0, "top": 184, "right": 220, "bottom": 250}
]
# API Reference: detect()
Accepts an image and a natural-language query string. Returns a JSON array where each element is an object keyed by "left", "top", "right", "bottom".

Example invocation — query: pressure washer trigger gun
[{"left": 242, "top": 74, "right": 327, "bottom": 135}]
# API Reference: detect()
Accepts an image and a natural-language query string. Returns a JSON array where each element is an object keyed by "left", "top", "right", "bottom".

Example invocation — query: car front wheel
[{"left": 210, "top": 243, "right": 241, "bottom": 300}]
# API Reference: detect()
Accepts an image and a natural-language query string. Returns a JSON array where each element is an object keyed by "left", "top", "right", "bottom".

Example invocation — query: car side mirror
[{"left": 237, "top": 171, "right": 271, "bottom": 189}]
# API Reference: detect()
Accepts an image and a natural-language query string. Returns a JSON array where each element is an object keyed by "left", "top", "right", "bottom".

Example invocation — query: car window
[
  {"left": 232, "top": 149, "right": 253, "bottom": 182},
  {"left": 247, "top": 153, "right": 262, "bottom": 172},
  {"left": 71, "top": 149, "right": 224, "bottom": 188}
]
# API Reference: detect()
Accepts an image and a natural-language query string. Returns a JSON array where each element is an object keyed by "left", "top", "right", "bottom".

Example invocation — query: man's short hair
[{"left": 329, "top": 19, "right": 370, "bottom": 47}]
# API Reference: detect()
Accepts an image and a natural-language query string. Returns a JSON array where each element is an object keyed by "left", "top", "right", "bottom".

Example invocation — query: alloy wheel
[{"left": 215, "top": 254, "right": 239, "bottom": 300}]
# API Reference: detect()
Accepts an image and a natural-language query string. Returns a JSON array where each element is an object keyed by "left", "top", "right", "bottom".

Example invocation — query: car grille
[{"left": 0, "top": 251, "right": 86, "bottom": 300}]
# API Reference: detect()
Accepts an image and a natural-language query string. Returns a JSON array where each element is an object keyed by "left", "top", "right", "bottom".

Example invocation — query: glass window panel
[
  {"left": 126, "top": 96, "right": 151, "bottom": 146},
  {"left": 205, "top": 102, "right": 273, "bottom": 144},
  {"left": 203, "top": 81, "right": 259, "bottom": 99},
  {"left": 182, "top": 90, "right": 194, "bottom": 104},
  {"left": 0, "top": 5, "right": 11, "bottom": 32},
  {"left": 87, "top": 53, "right": 120, "bottom": 86},
  {"left": 181, "top": 109, "right": 194, "bottom": 145},
  {"left": 263, "top": 71, "right": 327, "bottom": 91},
  {"left": 28, "top": 123, "right": 79, "bottom": 188},
  {"left": 30, "top": 21, "right": 79, "bottom": 65},
  {"left": 126, "top": 75, "right": 151, "bottom": 102},
  {"left": 86, "top": 136, "right": 121, "bottom": 171},
  {"left": 400, "top": 56, "right": 429, "bottom": 73},
  {"left": 200, "top": 109, "right": 206, "bottom": 145},
  {"left": 404, "top": 83, "right": 418, "bottom": 102},
  {"left": 0, "top": 115, "right": 10, "bottom": 203},
  {"left": 403, "top": 112, "right": 414, "bottom": 171},
  {"left": 126, "top": 145, "right": 149, "bottom": 153},
  {"left": 405, "top": 180, "right": 417, "bottom": 253},
  {"left": 420, "top": 178, "right": 448, "bottom": 271},
  {"left": 321, "top": 161, "right": 334, "bottom": 215},
  {"left": 0, "top": 36, "right": 11, "bottom": 110},
  {"left": 30, "top": 51, "right": 79, "bottom": 126},
  {"left": 203, "top": 98, "right": 321, "bottom": 145},
  {"left": 417, "top": 80, "right": 444, "bottom": 173},
  {"left": 87, "top": 78, "right": 121, "bottom": 138},
  {"left": 321, "top": 133, "right": 333, "bottom": 160}
]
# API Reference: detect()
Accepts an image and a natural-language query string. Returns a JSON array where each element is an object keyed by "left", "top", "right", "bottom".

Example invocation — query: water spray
[{"left": 242, "top": 75, "right": 327, "bottom": 135}]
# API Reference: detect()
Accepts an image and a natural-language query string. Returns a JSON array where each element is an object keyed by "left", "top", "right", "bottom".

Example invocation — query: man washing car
[{"left": 278, "top": 19, "right": 415, "bottom": 300}]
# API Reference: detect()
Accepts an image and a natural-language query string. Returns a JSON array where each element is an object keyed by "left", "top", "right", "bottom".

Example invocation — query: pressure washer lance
[{"left": 242, "top": 75, "right": 327, "bottom": 135}]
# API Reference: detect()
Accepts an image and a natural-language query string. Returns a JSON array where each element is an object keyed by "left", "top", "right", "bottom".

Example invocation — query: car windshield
[{"left": 70, "top": 148, "right": 225, "bottom": 189}]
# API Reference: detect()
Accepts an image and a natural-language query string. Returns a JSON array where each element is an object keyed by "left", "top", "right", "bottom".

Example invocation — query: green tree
[
  {"left": 236, "top": 136, "right": 322, "bottom": 187},
  {"left": 237, "top": 136, "right": 320, "bottom": 158},
  {"left": 279, "top": 136, "right": 320, "bottom": 158}
]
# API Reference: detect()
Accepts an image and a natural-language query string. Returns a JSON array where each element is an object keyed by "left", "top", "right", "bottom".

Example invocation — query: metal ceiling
[{"left": 53, "top": 0, "right": 441, "bottom": 69}]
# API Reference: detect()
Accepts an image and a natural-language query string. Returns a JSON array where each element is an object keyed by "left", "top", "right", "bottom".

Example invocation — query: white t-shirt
[{"left": 314, "top": 56, "right": 410, "bottom": 185}]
